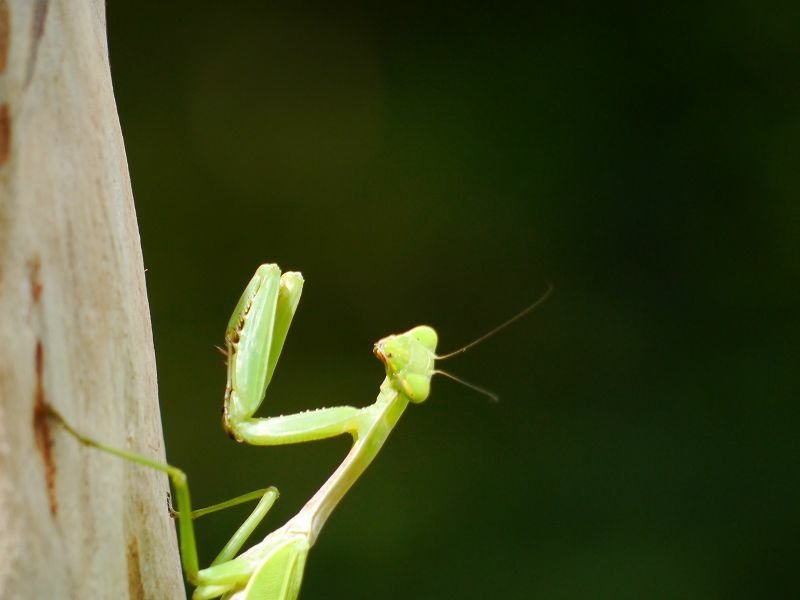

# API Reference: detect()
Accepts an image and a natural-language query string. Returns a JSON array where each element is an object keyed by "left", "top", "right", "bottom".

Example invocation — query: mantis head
[
  {"left": 374, "top": 282, "right": 553, "bottom": 405},
  {"left": 373, "top": 325, "right": 438, "bottom": 403}
]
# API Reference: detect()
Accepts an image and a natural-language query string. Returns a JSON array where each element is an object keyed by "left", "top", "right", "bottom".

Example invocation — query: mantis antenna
[
  {"left": 431, "top": 283, "right": 554, "bottom": 402},
  {"left": 433, "top": 369, "right": 500, "bottom": 402},
  {"left": 436, "top": 282, "right": 554, "bottom": 360}
]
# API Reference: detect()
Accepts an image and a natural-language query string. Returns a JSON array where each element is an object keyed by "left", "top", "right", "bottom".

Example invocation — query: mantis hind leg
[
  {"left": 46, "top": 404, "right": 204, "bottom": 582},
  {"left": 46, "top": 404, "right": 278, "bottom": 589}
]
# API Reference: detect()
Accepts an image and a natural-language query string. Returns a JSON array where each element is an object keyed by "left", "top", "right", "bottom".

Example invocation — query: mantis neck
[{"left": 288, "top": 377, "right": 409, "bottom": 545}]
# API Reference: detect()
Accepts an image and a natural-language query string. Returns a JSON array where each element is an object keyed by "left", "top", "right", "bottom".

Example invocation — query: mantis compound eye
[
  {"left": 408, "top": 325, "right": 438, "bottom": 353},
  {"left": 401, "top": 373, "right": 431, "bottom": 403}
]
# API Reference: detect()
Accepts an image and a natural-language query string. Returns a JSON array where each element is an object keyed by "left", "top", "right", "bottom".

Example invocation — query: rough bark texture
[{"left": 0, "top": 1, "right": 184, "bottom": 598}]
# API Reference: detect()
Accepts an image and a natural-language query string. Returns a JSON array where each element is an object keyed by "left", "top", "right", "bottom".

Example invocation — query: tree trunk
[{"left": 0, "top": 1, "right": 184, "bottom": 598}]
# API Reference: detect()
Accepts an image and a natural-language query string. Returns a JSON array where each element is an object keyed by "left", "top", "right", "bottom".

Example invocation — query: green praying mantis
[{"left": 47, "top": 263, "right": 552, "bottom": 599}]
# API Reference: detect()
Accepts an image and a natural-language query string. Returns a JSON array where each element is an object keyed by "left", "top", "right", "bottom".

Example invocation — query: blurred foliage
[{"left": 107, "top": 2, "right": 799, "bottom": 598}]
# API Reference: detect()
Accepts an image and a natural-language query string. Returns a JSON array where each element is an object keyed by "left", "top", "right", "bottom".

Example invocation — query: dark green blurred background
[{"left": 107, "top": 3, "right": 798, "bottom": 598}]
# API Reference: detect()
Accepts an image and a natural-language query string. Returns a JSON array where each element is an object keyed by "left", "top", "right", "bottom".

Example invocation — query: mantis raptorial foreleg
[
  {"left": 229, "top": 406, "right": 362, "bottom": 445},
  {"left": 48, "top": 263, "right": 550, "bottom": 600}
]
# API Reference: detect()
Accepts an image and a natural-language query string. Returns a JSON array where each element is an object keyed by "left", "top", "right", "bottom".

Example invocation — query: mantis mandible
[{"left": 47, "top": 263, "right": 551, "bottom": 599}]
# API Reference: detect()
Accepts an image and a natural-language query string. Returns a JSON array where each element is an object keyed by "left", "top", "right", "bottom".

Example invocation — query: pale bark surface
[{"left": 0, "top": 1, "right": 183, "bottom": 598}]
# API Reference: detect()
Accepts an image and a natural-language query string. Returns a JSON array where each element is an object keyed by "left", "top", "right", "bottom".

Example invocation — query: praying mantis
[{"left": 47, "top": 263, "right": 551, "bottom": 599}]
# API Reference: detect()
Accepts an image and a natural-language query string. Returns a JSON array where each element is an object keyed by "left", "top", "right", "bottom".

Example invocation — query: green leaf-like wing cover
[{"left": 243, "top": 537, "right": 309, "bottom": 600}]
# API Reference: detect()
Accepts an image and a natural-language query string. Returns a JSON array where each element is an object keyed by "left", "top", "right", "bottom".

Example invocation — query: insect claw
[{"left": 166, "top": 492, "right": 178, "bottom": 518}]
